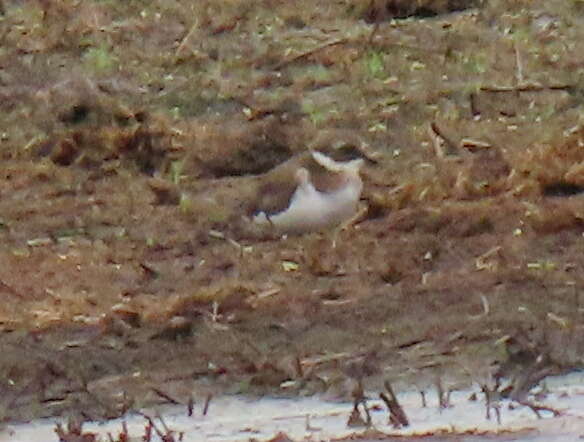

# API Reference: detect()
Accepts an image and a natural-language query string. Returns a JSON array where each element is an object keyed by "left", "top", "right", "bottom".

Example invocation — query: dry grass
[{"left": 0, "top": 0, "right": 584, "bottom": 422}]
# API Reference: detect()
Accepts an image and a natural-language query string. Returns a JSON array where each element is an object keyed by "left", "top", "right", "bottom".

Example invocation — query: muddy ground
[{"left": 1, "top": 0, "right": 584, "bottom": 425}]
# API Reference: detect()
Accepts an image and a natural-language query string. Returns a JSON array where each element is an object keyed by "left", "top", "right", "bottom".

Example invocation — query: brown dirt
[{"left": 1, "top": 0, "right": 584, "bottom": 424}]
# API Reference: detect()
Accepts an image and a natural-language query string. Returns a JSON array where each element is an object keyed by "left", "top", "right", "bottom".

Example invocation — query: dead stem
[
  {"left": 203, "top": 393, "right": 213, "bottom": 416},
  {"left": 175, "top": 19, "right": 199, "bottom": 58},
  {"left": 275, "top": 39, "right": 347, "bottom": 70},
  {"left": 187, "top": 396, "right": 194, "bottom": 417},
  {"left": 517, "top": 400, "right": 563, "bottom": 419},
  {"left": 380, "top": 381, "right": 409, "bottom": 428},
  {"left": 479, "top": 84, "right": 571, "bottom": 93},
  {"left": 152, "top": 388, "right": 181, "bottom": 405},
  {"left": 435, "top": 375, "right": 451, "bottom": 409}
]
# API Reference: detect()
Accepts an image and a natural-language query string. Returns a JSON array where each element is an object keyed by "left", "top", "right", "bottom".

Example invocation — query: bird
[{"left": 251, "top": 149, "right": 364, "bottom": 234}]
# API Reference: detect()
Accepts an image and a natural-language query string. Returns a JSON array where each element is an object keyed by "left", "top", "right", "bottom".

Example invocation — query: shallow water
[{"left": 2, "top": 372, "right": 584, "bottom": 441}]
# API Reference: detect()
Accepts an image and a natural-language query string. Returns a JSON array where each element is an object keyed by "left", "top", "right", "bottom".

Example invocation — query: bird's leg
[{"left": 329, "top": 202, "right": 367, "bottom": 248}]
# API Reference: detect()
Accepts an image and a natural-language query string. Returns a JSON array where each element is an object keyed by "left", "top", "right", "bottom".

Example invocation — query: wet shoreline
[{"left": 3, "top": 372, "right": 584, "bottom": 441}]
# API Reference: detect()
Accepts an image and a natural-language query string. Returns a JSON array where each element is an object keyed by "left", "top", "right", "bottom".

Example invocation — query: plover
[{"left": 252, "top": 150, "right": 364, "bottom": 234}]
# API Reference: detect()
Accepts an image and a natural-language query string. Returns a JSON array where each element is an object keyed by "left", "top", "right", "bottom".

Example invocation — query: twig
[
  {"left": 469, "top": 92, "right": 481, "bottom": 118},
  {"left": 514, "top": 42, "right": 524, "bottom": 86},
  {"left": 517, "top": 400, "right": 563, "bottom": 419},
  {"left": 143, "top": 419, "right": 153, "bottom": 442},
  {"left": 469, "top": 293, "right": 491, "bottom": 320},
  {"left": 203, "top": 393, "right": 213, "bottom": 416},
  {"left": 480, "top": 84, "right": 571, "bottom": 93},
  {"left": 275, "top": 39, "right": 346, "bottom": 70},
  {"left": 494, "top": 403, "right": 501, "bottom": 425},
  {"left": 380, "top": 381, "right": 409, "bottom": 428},
  {"left": 347, "top": 399, "right": 372, "bottom": 428},
  {"left": 368, "top": 22, "right": 380, "bottom": 46},
  {"left": 108, "top": 421, "right": 129, "bottom": 442},
  {"left": 187, "top": 396, "right": 194, "bottom": 417},
  {"left": 506, "top": 363, "right": 558, "bottom": 402},
  {"left": 152, "top": 388, "right": 181, "bottom": 405},
  {"left": 428, "top": 122, "right": 458, "bottom": 158},
  {"left": 54, "top": 417, "right": 97, "bottom": 442},
  {"left": 461, "top": 138, "right": 492, "bottom": 151},
  {"left": 175, "top": 19, "right": 199, "bottom": 58},
  {"left": 157, "top": 413, "right": 171, "bottom": 435},
  {"left": 0, "top": 280, "right": 23, "bottom": 298},
  {"left": 294, "top": 355, "right": 304, "bottom": 378},
  {"left": 347, "top": 379, "right": 372, "bottom": 428},
  {"left": 138, "top": 413, "right": 162, "bottom": 438},
  {"left": 420, "top": 390, "right": 427, "bottom": 408},
  {"left": 305, "top": 414, "right": 321, "bottom": 432},
  {"left": 475, "top": 246, "right": 502, "bottom": 271},
  {"left": 435, "top": 376, "right": 450, "bottom": 409},
  {"left": 301, "top": 352, "right": 352, "bottom": 368},
  {"left": 481, "top": 384, "right": 502, "bottom": 424}
]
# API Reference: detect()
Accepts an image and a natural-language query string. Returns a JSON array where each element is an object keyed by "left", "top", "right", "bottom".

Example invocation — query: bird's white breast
[{"left": 253, "top": 172, "right": 362, "bottom": 234}]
